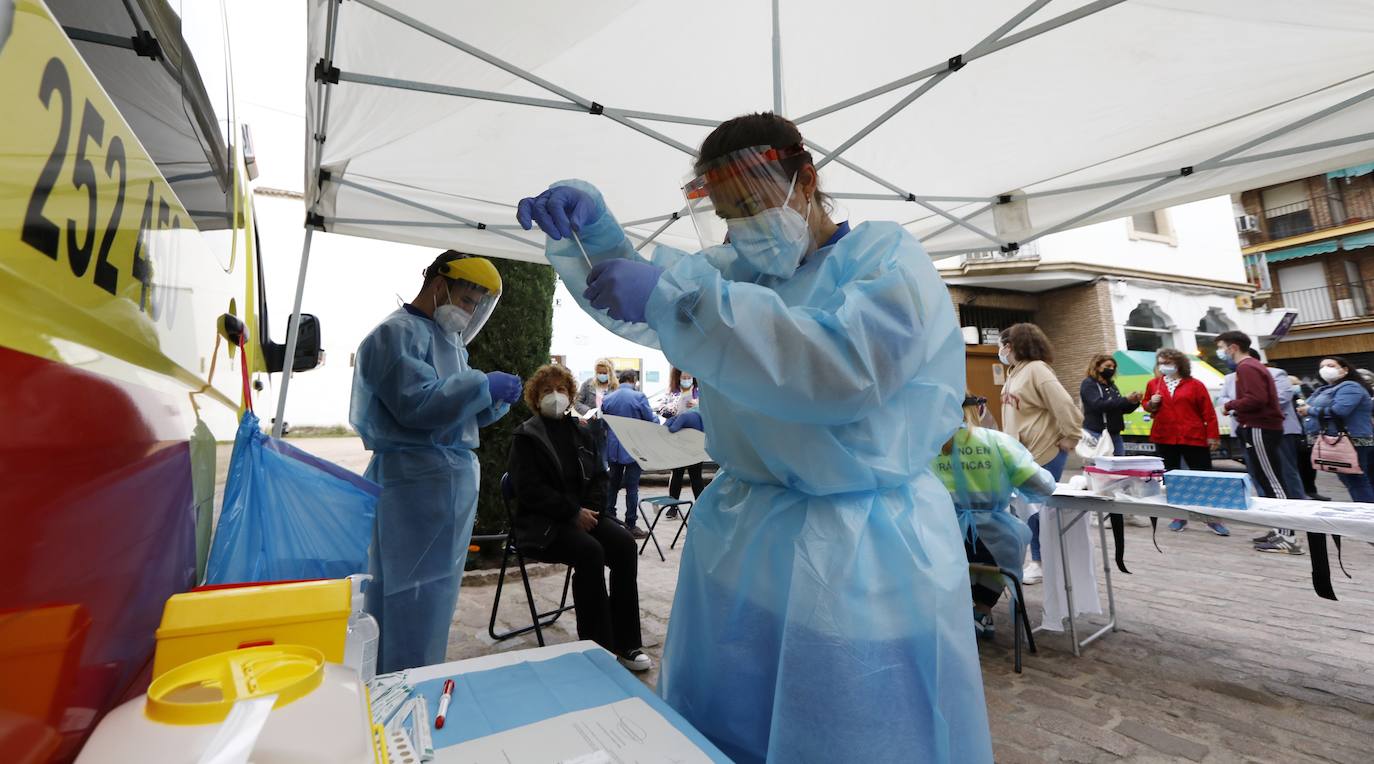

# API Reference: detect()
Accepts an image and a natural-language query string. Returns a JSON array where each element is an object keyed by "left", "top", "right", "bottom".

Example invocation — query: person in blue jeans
[
  {"left": 1299, "top": 356, "right": 1374, "bottom": 503},
  {"left": 602, "top": 369, "right": 658, "bottom": 538}
]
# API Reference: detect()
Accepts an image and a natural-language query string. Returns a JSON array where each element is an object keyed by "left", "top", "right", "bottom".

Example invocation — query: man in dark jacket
[
  {"left": 1216, "top": 331, "right": 1301, "bottom": 555},
  {"left": 509, "top": 364, "right": 651, "bottom": 671}
]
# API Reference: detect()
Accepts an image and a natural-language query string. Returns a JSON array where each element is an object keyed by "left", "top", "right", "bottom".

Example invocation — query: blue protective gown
[
  {"left": 543, "top": 181, "right": 992, "bottom": 763},
  {"left": 350, "top": 306, "right": 509, "bottom": 673}
]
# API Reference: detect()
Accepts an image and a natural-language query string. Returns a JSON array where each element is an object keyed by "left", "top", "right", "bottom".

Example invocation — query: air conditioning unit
[{"left": 1235, "top": 214, "right": 1260, "bottom": 233}]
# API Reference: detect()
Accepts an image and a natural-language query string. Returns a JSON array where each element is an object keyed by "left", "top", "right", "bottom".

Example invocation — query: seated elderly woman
[{"left": 508, "top": 364, "right": 652, "bottom": 672}]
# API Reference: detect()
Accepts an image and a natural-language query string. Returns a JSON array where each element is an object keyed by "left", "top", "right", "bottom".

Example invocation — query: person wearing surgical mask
[
  {"left": 1298, "top": 356, "right": 1374, "bottom": 503},
  {"left": 998, "top": 323, "right": 1083, "bottom": 585},
  {"left": 1142, "top": 348, "right": 1228, "bottom": 536},
  {"left": 657, "top": 367, "right": 707, "bottom": 514},
  {"left": 575, "top": 357, "right": 619, "bottom": 469},
  {"left": 350, "top": 250, "right": 523, "bottom": 672},
  {"left": 508, "top": 364, "right": 650, "bottom": 671},
  {"left": 518, "top": 112, "right": 991, "bottom": 762}
]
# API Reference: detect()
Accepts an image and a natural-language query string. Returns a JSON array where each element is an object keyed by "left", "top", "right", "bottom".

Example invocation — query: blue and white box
[{"left": 1163, "top": 470, "right": 1253, "bottom": 510}]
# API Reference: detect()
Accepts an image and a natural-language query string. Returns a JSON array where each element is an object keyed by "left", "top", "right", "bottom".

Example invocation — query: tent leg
[
  {"left": 272, "top": 226, "right": 316, "bottom": 438},
  {"left": 771, "top": 0, "right": 783, "bottom": 114}
]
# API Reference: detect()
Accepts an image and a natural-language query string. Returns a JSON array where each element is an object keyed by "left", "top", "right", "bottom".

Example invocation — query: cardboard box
[{"left": 1164, "top": 470, "right": 1253, "bottom": 510}]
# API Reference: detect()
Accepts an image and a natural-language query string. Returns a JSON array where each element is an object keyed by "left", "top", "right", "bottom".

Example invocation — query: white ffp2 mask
[
  {"left": 539, "top": 392, "right": 570, "bottom": 418},
  {"left": 435, "top": 304, "right": 473, "bottom": 337}
]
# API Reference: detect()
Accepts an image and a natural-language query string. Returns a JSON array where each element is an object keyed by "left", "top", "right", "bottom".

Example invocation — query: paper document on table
[
  {"left": 603, "top": 415, "right": 708, "bottom": 471},
  {"left": 436, "top": 698, "right": 714, "bottom": 764}
]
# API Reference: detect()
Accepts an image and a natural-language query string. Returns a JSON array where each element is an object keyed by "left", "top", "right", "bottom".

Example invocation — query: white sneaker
[
  {"left": 618, "top": 650, "right": 653, "bottom": 672},
  {"left": 1022, "top": 560, "right": 1043, "bottom": 585}
]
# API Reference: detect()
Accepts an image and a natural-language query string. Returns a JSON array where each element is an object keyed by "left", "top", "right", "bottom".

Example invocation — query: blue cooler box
[{"left": 1164, "top": 470, "right": 1253, "bottom": 510}]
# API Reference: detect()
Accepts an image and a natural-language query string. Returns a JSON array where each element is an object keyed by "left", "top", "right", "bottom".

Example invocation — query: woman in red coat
[{"left": 1143, "top": 348, "right": 1228, "bottom": 535}]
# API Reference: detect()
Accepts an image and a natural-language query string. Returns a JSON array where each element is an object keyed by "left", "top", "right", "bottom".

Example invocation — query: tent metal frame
[{"left": 276, "top": 0, "right": 1374, "bottom": 430}]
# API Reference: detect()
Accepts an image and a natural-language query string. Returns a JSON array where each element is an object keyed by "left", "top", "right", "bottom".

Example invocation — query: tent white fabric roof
[{"left": 303, "top": 0, "right": 1374, "bottom": 263}]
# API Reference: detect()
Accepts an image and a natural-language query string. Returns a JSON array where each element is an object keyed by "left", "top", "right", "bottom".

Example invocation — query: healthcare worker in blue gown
[
  {"left": 518, "top": 113, "right": 992, "bottom": 763},
  {"left": 351, "top": 251, "right": 524, "bottom": 673}
]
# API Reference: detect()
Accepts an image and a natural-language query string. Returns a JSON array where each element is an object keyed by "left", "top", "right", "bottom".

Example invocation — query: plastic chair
[
  {"left": 969, "top": 562, "right": 1037, "bottom": 673},
  {"left": 636, "top": 496, "right": 693, "bottom": 561},
  {"left": 486, "top": 473, "right": 574, "bottom": 647}
]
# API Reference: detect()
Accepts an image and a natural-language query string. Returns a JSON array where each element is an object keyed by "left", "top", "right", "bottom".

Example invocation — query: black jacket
[
  {"left": 1080, "top": 377, "right": 1139, "bottom": 435},
  {"left": 508, "top": 415, "right": 608, "bottom": 552}
]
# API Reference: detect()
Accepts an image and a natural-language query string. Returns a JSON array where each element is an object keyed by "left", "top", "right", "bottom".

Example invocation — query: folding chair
[
  {"left": 969, "top": 562, "right": 1037, "bottom": 673},
  {"left": 636, "top": 496, "right": 693, "bottom": 561},
  {"left": 487, "top": 473, "right": 574, "bottom": 647}
]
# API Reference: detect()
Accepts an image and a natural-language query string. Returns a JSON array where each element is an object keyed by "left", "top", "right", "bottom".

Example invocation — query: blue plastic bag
[{"left": 206, "top": 411, "right": 379, "bottom": 584}]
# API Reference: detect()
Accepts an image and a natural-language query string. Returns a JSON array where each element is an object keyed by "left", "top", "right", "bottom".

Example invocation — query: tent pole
[
  {"left": 771, "top": 0, "right": 783, "bottom": 114},
  {"left": 918, "top": 203, "right": 993, "bottom": 240},
  {"left": 1021, "top": 83, "right": 1374, "bottom": 246},
  {"left": 1197, "top": 84, "right": 1374, "bottom": 169},
  {"left": 633, "top": 213, "right": 682, "bottom": 252},
  {"left": 832, "top": 192, "right": 993, "bottom": 204},
  {"left": 352, "top": 0, "right": 697, "bottom": 155},
  {"left": 333, "top": 72, "right": 721, "bottom": 128},
  {"left": 795, "top": 0, "right": 1125, "bottom": 125},
  {"left": 809, "top": 140, "right": 1004, "bottom": 246},
  {"left": 273, "top": 226, "right": 315, "bottom": 438},
  {"left": 331, "top": 177, "right": 545, "bottom": 250},
  {"left": 816, "top": 0, "right": 1052, "bottom": 170},
  {"left": 308, "top": 0, "right": 341, "bottom": 213},
  {"left": 1019, "top": 131, "right": 1374, "bottom": 201}
]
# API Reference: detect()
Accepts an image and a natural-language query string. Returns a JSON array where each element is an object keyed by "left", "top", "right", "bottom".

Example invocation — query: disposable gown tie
[
  {"left": 350, "top": 307, "right": 509, "bottom": 673},
  {"left": 541, "top": 180, "right": 993, "bottom": 763}
]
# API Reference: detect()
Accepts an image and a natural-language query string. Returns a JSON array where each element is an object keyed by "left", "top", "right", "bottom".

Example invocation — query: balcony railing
[
  {"left": 1272, "top": 278, "right": 1374, "bottom": 325},
  {"left": 1243, "top": 190, "right": 1374, "bottom": 245}
]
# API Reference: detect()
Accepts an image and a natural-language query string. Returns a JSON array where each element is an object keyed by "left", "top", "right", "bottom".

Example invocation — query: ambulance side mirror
[{"left": 263, "top": 314, "right": 323, "bottom": 373}]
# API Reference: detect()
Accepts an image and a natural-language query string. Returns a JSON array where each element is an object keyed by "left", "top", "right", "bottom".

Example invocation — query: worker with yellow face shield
[{"left": 351, "top": 251, "right": 523, "bottom": 672}]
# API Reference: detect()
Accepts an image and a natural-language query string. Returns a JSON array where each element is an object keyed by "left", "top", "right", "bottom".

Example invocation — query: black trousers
[
  {"left": 1157, "top": 443, "right": 1213, "bottom": 472},
  {"left": 1238, "top": 426, "right": 1288, "bottom": 500},
  {"left": 965, "top": 538, "right": 1002, "bottom": 608},
  {"left": 669, "top": 462, "right": 707, "bottom": 500},
  {"left": 535, "top": 515, "right": 642, "bottom": 655},
  {"left": 1294, "top": 434, "right": 1320, "bottom": 495}
]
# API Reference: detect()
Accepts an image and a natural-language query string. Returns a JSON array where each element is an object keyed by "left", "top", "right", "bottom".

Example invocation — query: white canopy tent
[{"left": 275, "top": 0, "right": 1374, "bottom": 433}]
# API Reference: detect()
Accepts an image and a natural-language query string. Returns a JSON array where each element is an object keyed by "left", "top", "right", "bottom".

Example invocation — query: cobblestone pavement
[{"left": 284, "top": 438, "right": 1374, "bottom": 762}]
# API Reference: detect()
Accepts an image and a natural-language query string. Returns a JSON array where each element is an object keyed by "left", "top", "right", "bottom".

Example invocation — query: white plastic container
[
  {"left": 76, "top": 646, "right": 377, "bottom": 764},
  {"left": 344, "top": 575, "right": 379, "bottom": 683},
  {"left": 1082, "top": 466, "right": 1164, "bottom": 499}
]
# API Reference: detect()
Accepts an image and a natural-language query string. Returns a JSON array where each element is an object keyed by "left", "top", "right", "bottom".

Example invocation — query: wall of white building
[
  {"left": 1106, "top": 279, "right": 1285, "bottom": 356},
  {"left": 1039, "top": 196, "right": 1249, "bottom": 285}
]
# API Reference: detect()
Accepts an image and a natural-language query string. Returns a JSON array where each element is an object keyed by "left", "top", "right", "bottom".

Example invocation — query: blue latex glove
[
  {"left": 485, "top": 371, "right": 523, "bottom": 404},
  {"left": 516, "top": 186, "right": 599, "bottom": 240},
  {"left": 666, "top": 410, "right": 703, "bottom": 433},
  {"left": 584, "top": 259, "right": 664, "bottom": 324}
]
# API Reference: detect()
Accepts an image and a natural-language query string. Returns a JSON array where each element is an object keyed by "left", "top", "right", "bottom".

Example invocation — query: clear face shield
[
  {"left": 435, "top": 257, "right": 502, "bottom": 343},
  {"left": 682, "top": 144, "right": 811, "bottom": 251}
]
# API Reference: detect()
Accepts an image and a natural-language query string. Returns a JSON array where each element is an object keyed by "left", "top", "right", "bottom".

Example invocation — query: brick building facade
[{"left": 1236, "top": 164, "right": 1374, "bottom": 380}]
